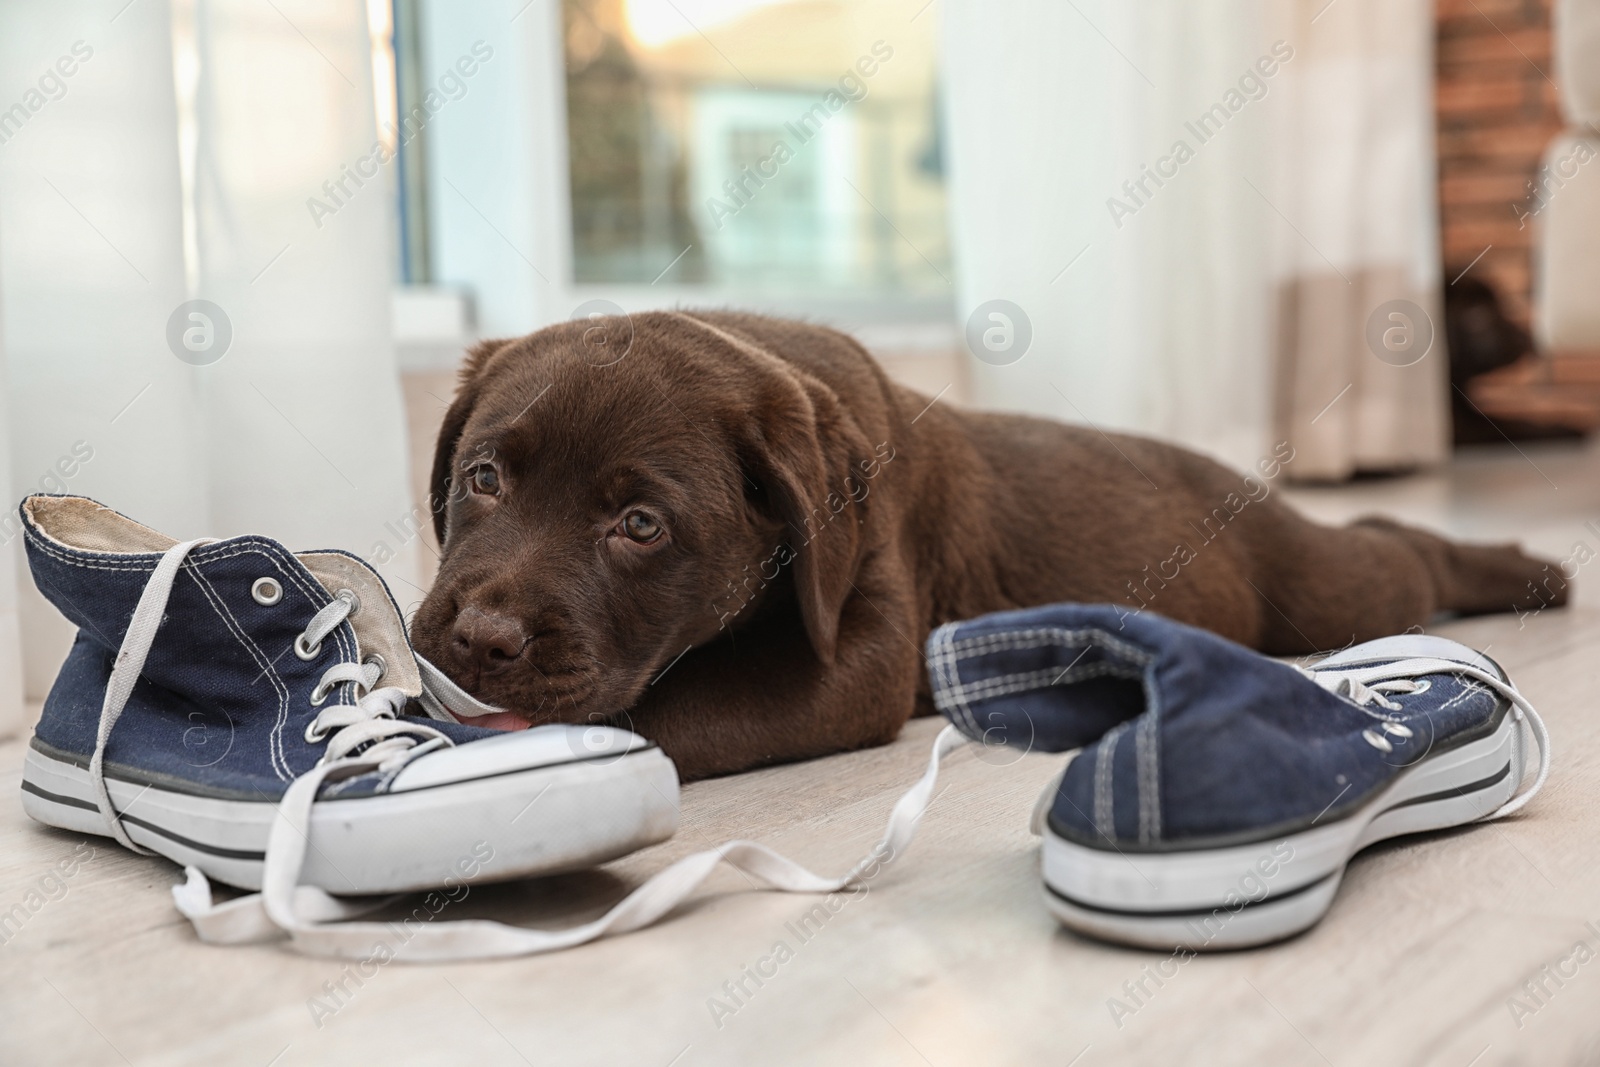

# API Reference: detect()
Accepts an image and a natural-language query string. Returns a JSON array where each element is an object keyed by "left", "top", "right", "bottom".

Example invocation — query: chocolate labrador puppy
[{"left": 411, "top": 311, "right": 1564, "bottom": 779}]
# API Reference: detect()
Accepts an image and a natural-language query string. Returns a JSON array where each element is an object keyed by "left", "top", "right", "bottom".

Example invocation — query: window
[{"left": 562, "top": 0, "right": 949, "bottom": 297}]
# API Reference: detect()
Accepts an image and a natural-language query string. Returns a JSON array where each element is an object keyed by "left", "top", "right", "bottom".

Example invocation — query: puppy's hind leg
[
  {"left": 1243, "top": 511, "right": 1565, "bottom": 655},
  {"left": 1354, "top": 516, "right": 1569, "bottom": 617}
]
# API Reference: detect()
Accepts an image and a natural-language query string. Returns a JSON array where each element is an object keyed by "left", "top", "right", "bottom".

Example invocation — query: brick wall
[{"left": 1436, "top": 0, "right": 1566, "bottom": 330}]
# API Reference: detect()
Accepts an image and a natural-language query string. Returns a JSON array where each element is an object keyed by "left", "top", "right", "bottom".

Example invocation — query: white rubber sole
[
  {"left": 21, "top": 742, "right": 680, "bottom": 895},
  {"left": 1042, "top": 712, "right": 1526, "bottom": 949}
]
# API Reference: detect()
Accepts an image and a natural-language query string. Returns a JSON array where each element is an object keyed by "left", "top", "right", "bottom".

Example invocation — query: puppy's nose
[{"left": 451, "top": 606, "right": 528, "bottom": 674}]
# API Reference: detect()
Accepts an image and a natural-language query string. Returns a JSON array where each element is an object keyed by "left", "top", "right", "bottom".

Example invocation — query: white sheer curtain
[
  {"left": 940, "top": 0, "right": 1446, "bottom": 480},
  {"left": 0, "top": 0, "right": 419, "bottom": 731},
  {"left": 0, "top": 280, "right": 20, "bottom": 736},
  {"left": 1266, "top": 0, "right": 1448, "bottom": 480}
]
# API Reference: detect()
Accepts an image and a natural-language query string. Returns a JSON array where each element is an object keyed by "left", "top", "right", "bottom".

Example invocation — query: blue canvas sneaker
[
  {"left": 18, "top": 495, "right": 679, "bottom": 906},
  {"left": 927, "top": 603, "right": 1550, "bottom": 949}
]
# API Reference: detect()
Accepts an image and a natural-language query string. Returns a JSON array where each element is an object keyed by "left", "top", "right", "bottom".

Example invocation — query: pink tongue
[{"left": 464, "top": 709, "right": 533, "bottom": 732}]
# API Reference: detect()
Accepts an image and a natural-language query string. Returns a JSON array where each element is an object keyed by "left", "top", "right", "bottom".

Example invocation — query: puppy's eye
[
  {"left": 469, "top": 464, "right": 500, "bottom": 495},
  {"left": 621, "top": 510, "right": 662, "bottom": 544}
]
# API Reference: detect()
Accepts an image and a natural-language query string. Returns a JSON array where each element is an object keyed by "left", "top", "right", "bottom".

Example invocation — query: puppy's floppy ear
[
  {"left": 430, "top": 339, "right": 511, "bottom": 547},
  {"left": 738, "top": 358, "right": 875, "bottom": 667}
]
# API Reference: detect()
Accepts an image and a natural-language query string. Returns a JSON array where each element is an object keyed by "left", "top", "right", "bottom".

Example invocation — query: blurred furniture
[
  {"left": 1445, "top": 273, "right": 1600, "bottom": 442},
  {"left": 1465, "top": 357, "right": 1600, "bottom": 437}
]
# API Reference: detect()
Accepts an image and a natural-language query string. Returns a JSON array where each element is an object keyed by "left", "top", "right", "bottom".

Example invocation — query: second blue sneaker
[{"left": 927, "top": 603, "right": 1550, "bottom": 949}]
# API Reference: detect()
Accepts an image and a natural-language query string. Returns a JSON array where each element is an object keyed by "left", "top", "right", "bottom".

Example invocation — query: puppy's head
[{"left": 411, "top": 312, "right": 875, "bottom": 724}]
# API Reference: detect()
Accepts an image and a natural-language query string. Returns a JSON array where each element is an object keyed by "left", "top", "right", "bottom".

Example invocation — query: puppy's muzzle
[{"left": 451, "top": 604, "right": 530, "bottom": 678}]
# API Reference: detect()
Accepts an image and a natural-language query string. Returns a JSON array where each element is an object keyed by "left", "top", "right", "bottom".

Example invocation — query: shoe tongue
[
  {"left": 296, "top": 554, "right": 516, "bottom": 724},
  {"left": 295, "top": 551, "right": 423, "bottom": 698}
]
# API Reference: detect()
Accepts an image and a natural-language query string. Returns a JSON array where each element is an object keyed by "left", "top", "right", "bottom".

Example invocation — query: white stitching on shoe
[
  {"left": 1136, "top": 669, "right": 1162, "bottom": 845},
  {"left": 937, "top": 628, "right": 1155, "bottom": 674},
  {"left": 1438, "top": 676, "right": 1491, "bottom": 712},
  {"left": 167, "top": 545, "right": 358, "bottom": 781},
  {"left": 193, "top": 551, "right": 361, "bottom": 771},
  {"left": 1094, "top": 721, "right": 1128, "bottom": 842},
  {"left": 939, "top": 627, "right": 1153, "bottom": 665},
  {"left": 931, "top": 661, "right": 1144, "bottom": 714},
  {"left": 24, "top": 531, "right": 362, "bottom": 706},
  {"left": 232, "top": 550, "right": 359, "bottom": 697},
  {"left": 24, "top": 529, "right": 300, "bottom": 572},
  {"left": 24, "top": 531, "right": 361, "bottom": 689},
  {"left": 184, "top": 564, "right": 296, "bottom": 781},
  {"left": 929, "top": 623, "right": 982, "bottom": 738},
  {"left": 947, "top": 628, "right": 982, "bottom": 739}
]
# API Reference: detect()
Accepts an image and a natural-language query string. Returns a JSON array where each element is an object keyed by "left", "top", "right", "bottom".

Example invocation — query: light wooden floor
[{"left": 5, "top": 435, "right": 1600, "bottom": 1067}]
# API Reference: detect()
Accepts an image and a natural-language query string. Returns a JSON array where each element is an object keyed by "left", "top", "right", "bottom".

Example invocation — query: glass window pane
[{"left": 563, "top": 0, "right": 948, "bottom": 294}]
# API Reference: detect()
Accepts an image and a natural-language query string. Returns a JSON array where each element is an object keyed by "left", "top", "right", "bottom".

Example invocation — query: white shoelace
[
  {"left": 91, "top": 540, "right": 968, "bottom": 960},
  {"left": 1300, "top": 656, "right": 1551, "bottom": 820}
]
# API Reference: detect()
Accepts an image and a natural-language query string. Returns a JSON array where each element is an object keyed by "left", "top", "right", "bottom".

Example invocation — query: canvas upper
[
  {"left": 926, "top": 603, "right": 1514, "bottom": 851},
  {"left": 21, "top": 495, "right": 503, "bottom": 802}
]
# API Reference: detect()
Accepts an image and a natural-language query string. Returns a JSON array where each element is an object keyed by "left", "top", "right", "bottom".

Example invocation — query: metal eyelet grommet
[
  {"left": 337, "top": 588, "right": 361, "bottom": 616},
  {"left": 304, "top": 720, "right": 328, "bottom": 743},
  {"left": 1382, "top": 721, "right": 1414, "bottom": 739},
  {"left": 251, "top": 577, "right": 283, "bottom": 606},
  {"left": 294, "top": 633, "right": 322, "bottom": 661},
  {"left": 1410, "top": 679, "right": 1431, "bottom": 695},
  {"left": 309, "top": 683, "right": 330, "bottom": 707},
  {"left": 1362, "top": 728, "right": 1393, "bottom": 753},
  {"left": 364, "top": 653, "right": 386, "bottom": 680}
]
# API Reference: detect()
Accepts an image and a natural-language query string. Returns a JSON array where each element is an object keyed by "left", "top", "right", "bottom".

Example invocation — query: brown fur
[{"left": 411, "top": 311, "right": 1566, "bottom": 778}]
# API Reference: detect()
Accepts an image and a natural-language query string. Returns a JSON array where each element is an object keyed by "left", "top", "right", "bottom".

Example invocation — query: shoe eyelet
[
  {"left": 364, "top": 653, "right": 386, "bottom": 680},
  {"left": 304, "top": 720, "right": 328, "bottom": 743},
  {"left": 1410, "top": 679, "right": 1431, "bottom": 695},
  {"left": 1382, "top": 721, "right": 1413, "bottom": 739},
  {"left": 251, "top": 577, "right": 283, "bottom": 606},
  {"left": 1362, "top": 728, "right": 1393, "bottom": 753},
  {"left": 309, "top": 682, "right": 331, "bottom": 707},
  {"left": 294, "top": 633, "right": 322, "bottom": 661},
  {"left": 337, "top": 588, "right": 361, "bottom": 616}
]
